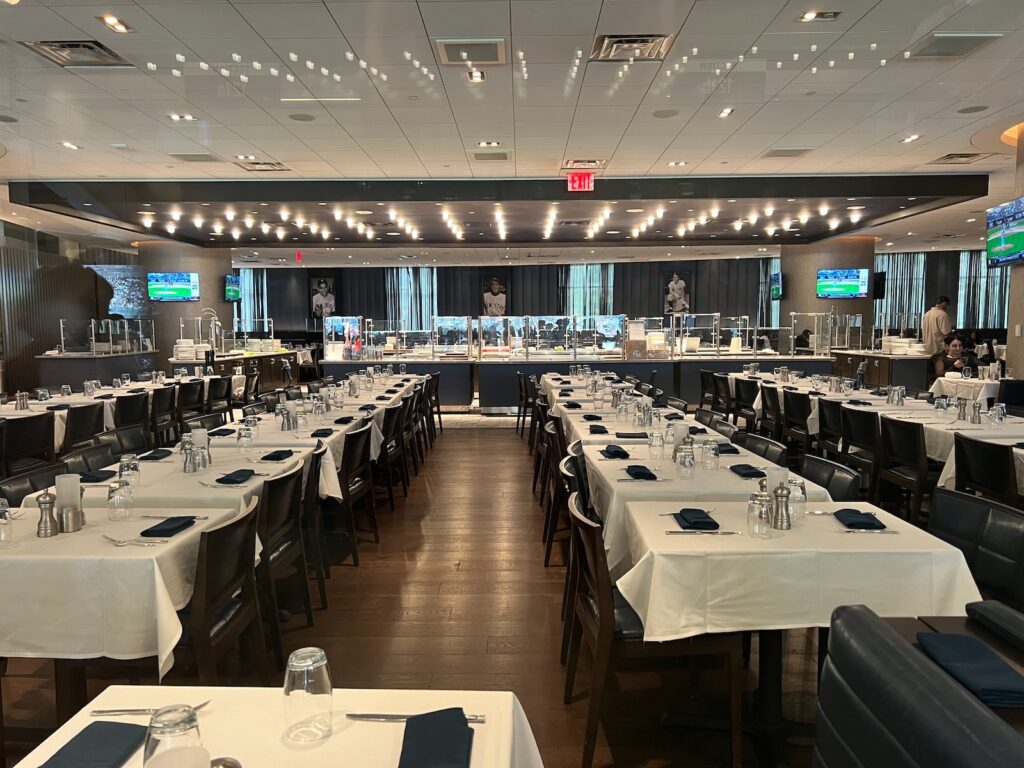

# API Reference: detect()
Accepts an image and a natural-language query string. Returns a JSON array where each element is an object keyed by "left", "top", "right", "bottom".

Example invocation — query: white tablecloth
[
  {"left": 929, "top": 376, "right": 1003, "bottom": 403},
  {"left": 0, "top": 507, "right": 241, "bottom": 677},
  {"left": 581, "top": 443, "right": 832, "bottom": 575},
  {"left": 539, "top": 373, "right": 630, "bottom": 402},
  {"left": 616, "top": 501, "right": 981, "bottom": 642},
  {"left": 561, "top": 410, "right": 729, "bottom": 448},
  {"left": 16, "top": 685, "right": 544, "bottom": 768},
  {"left": 937, "top": 435, "right": 1024, "bottom": 493}
]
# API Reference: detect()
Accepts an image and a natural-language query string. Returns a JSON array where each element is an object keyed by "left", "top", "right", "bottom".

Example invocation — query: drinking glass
[
  {"left": 83, "top": 380, "right": 95, "bottom": 397},
  {"left": 841, "top": 379, "right": 854, "bottom": 396},
  {"left": 312, "top": 400, "right": 327, "bottom": 425},
  {"left": 143, "top": 705, "right": 209, "bottom": 768},
  {"left": 0, "top": 501, "right": 13, "bottom": 548},
  {"left": 962, "top": 366, "right": 972, "bottom": 380},
  {"left": 594, "top": 391, "right": 605, "bottom": 411},
  {"left": 400, "top": 363, "right": 407, "bottom": 375},
  {"left": 747, "top": 496, "right": 772, "bottom": 539},
  {"left": 243, "top": 415, "right": 261, "bottom": 438},
  {"left": 283, "top": 647, "right": 334, "bottom": 743},
  {"left": 236, "top": 426, "right": 254, "bottom": 457},
  {"left": 118, "top": 454, "right": 141, "bottom": 490},
  {"left": 112, "top": 377, "right": 122, "bottom": 389},
  {"left": 773, "top": 368, "right": 782, "bottom": 378},
  {"left": 787, "top": 478, "right": 807, "bottom": 516},
  {"left": 195, "top": 447, "right": 211, "bottom": 475},
  {"left": 106, "top": 482, "right": 134, "bottom": 522},
  {"left": 675, "top": 446, "right": 695, "bottom": 478},
  {"left": 648, "top": 431, "right": 665, "bottom": 459},
  {"left": 60, "top": 384, "right": 72, "bottom": 398},
  {"left": 701, "top": 440, "right": 720, "bottom": 471},
  {"left": 121, "top": 373, "right": 131, "bottom": 385}
]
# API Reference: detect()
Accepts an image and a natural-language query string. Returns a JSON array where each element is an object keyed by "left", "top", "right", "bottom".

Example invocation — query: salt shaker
[
  {"left": 771, "top": 482, "right": 792, "bottom": 530},
  {"left": 36, "top": 490, "right": 59, "bottom": 538}
]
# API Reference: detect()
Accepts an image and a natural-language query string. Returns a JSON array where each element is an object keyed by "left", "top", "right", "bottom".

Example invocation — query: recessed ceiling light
[
  {"left": 279, "top": 98, "right": 362, "bottom": 103},
  {"left": 355, "top": 210, "right": 373, "bottom": 215},
  {"left": 718, "top": 107, "right": 734, "bottom": 118},
  {"left": 901, "top": 134, "right": 920, "bottom": 144},
  {"left": 966, "top": 218, "right": 976, "bottom": 222},
  {"left": 626, "top": 208, "right": 644, "bottom": 213},
  {"left": 606, "top": 230, "right": 620, "bottom": 235},
  {"left": 468, "top": 70, "right": 485, "bottom": 83},
  {"left": 61, "top": 141, "right": 79, "bottom": 150},
  {"left": 98, "top": 14, "right": 132, "bottom": 33},
  {"left": 169, "top": 113, "right": 196, "bottom": 122},
  {"left": 476, "top": 140, "right": 500, "bottom": 148},
  {"left": 235, "top": 154, "right": 256, "bottom": 161}
]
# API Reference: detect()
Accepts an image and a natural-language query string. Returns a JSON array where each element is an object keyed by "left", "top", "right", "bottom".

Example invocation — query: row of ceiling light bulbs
[
  {"left": 616, "top": 204, "right": 865, "bottom": 239},
  {"left": 141, "top": 207, "right": 419, "bottom": 240}
]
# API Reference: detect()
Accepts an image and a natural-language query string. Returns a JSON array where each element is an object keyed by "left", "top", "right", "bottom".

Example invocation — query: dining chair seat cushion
[{"left": 584, "top": 587, "right": 644, "bottom": 640}]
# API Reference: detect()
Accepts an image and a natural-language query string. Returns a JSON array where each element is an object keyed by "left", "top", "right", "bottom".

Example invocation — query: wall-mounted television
[
  {"left": 225, "top": 274, "right": 241, "bottom": 301},
  {"left": 816, "top": 268, "right": 869, "bottom": 299},
  {"left": 147, "top": 272, "right": 200, "bottom": 302},
  {"left": 769, "top": 272, "right": 783, "bottom": 300},
  {"left": 986, "top": 196, "right": 1024, "bottom": 267}
]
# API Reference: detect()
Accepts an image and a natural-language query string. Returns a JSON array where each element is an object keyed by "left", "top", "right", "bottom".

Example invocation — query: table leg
[
  {"left": 53, "top": 660, "right": 87, "bottom": 725},
  {"left": 754, "top": 630, "right": 784, "bottom": 767}
]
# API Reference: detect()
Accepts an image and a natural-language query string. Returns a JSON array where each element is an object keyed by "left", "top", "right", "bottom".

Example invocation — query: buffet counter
[
  {"left": 36, "top": 350, "right": 159, "bottom": 388},
  {"left": 167, "top": 349, "right": 298, "bottom": 393},
  {"left": 832, "top": 350, "right": 932, "bottom": 391}
]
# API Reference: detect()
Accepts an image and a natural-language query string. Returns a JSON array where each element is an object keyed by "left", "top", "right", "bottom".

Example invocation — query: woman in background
[{"left": 936, "top": 333, "right": 979, "bottom": 377}]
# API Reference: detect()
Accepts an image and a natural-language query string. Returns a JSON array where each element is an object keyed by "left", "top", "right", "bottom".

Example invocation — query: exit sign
[{"left": 566, "top": 171, "right": 595, "bottom": 192}]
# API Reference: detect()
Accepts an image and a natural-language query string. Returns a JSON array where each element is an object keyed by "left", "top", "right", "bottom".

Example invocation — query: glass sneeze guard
[
  {"left": 576, "top": 315, "right": 626, "bottom": 360},
  {"left": 322, "top": 316, "right": 363, "bottom": 360},
  {"left": 433, "top": 316, "right": 473, "bottom": 359}
]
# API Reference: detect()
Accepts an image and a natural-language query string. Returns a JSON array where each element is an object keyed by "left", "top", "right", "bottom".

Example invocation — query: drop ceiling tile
[
  {"left": 143, "top": 3, "right": 260, "bottom": 39},
  {"left": 419, "top": 1, "right": 511, "bottom": 37},
  {"left": 233, "top": 3, "right": 343, "bottom": 39},
  {"left": 326, "top": 3, "right": 427, "bottom": 38},
  {"left": 511, "top": 1, "right": 601, "bottom": 36}
]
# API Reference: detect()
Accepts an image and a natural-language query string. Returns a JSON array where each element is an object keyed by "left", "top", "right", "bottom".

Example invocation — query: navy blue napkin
[
  {"left": 917, "top": 632, "right": 1024, "bottom": 708},
  {"left": 359, "top": 404, "right": 377, "bottom": 411},
  {"left": 746, "top": 376, "right": 762, "bottom": 381},
  {"left": 583, "top": 414, "right": 603, "bottom": 422},
  {"left": 673, "top": 508, "right": 720, "bottom": 530},
  {"left": 589, "top": 425, "right": 608, "bottom": 435},
  {"left": 208, "top": 428, "right": 235, "bottom": 437},
  {"left": 718, "top": 444, "right": 741, "bottom": 455},
  {"left": 559, "top": 389, "right": 575, "bottom": 396},
  {"left": 375, "top": 395, "right": 390, "bottom": 401},
  {"left": 40, "top": 721, "right": 147, "bottom": 768},
  {"left": 663, "top": 413, "right": 684, "bottom": 421},
  {"left": 783, "top": 386, "right": 799, "bottom": 391},
  {"left": 398, "top": 708, "right": 473, "bottom": 768},
  {"left": 79, "top": 469, "right": 117, "bottom": 484},
  {"left": 847, "top": 399, "right": 872, "bottom": 406},
  {"left": 869, "top": 389, "right": 886, "bottom": 396},
  {"left": 1013, "top": 442, "right": 1024, "bottom": 450},
  {"left": 139, "top": 448, "right": 172, "bottom": 461},
  {"left": 625, "top": 464, "right": 657, "bottom": 480},
  {"left": 310, "top": 428, "right": 334, "bottom": 438},
  {"left": 385, "top": 388, "right": 399, "bottom": 394},
  {"left": 94, "top": 393, "right": 114, "bottom": 400},
  {"left": 140, "top": 516, "right": 195, "bottom": 538},
  {"left": 967, "top": 601, "right": 1024, "bottom": 652},
  {"left": 127, "top": 388, "right": 145, "bottom": 394},
  {"left": 600, "top": 445, "right": 630, "bottom": 460},
  {"left": 603, "top": 375, "right": 618, "bottom": 381},
  {"left": 261, "top": 449, "right": 294, "bottom": 461},
  {"left": 689, "top": 426, "right": 707, "bottom": 435},
  {"left": 809, "top": 391, "right": 824, "bottom": 397},
  {"left": 335, "top": 416, "right": 355, "bottom": 425},
  {"left": 400, "top": 378, "right": 412, "bottom": 383},
  {"left": 615, "top": 431, "right": 648, "bottom": 439},
  {"left": 834, "top": 508, "right": 886, "bottom": 530},
  {"left": 729, "top": 464, "right": 766, "bottom": 479},
  {"left": 215, "top": 468, "right": 256, "bottom": 485},
  {"left": 46, "top": 403, "right": 69, "bottom": 411},
  {"left": 563, "top": 401, "right": 582, "bottom": 409}
]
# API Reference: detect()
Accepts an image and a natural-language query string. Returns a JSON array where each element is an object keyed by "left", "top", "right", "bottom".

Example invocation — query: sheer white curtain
[
  {"left": 237, "top": 268, "right": 268, "bottom": 333},
  {"left": 757, "top": 257, "right": 781, "bottom": 327},
  {"left": 873, "top": 252, "right": 926, "bottom": 329},
  {"left": 385, "top": 267, "right": 437, "bottom": 330},
  {"left": 956, "top": 250, "right": 1011, "bottom": 327},
  {"left": 566, "top": 263, "right": 614, "bottom": 315}
]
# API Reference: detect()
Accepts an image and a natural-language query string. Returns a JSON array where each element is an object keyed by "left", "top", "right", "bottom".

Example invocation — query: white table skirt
[
  {"left": 616, "top": 501, "right": 981, "bottom": 642},
  {"left": 561, "top": 410, "right": 729, "bottom": 448},
  {"left": 929, "top": 376, "right": 1003, "bottom": 403},
  {"left": 15, "top": 685, "right": 545, "bottom": 768},
  {"left": 937, "top": 436, "right": 1024, "bottom": 493},
  {"left": 582, "top": 443, "right": 832, "bottom": 575},
  {"left": 0, "top": 507, "right": 241, "bottom": 677}
]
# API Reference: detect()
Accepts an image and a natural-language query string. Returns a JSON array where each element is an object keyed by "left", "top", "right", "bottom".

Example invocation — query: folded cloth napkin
[
  {"left": 563, "top": 401, "right": 582, "bottom": 409},
  {"left": 603, "top": 375, "right": 618, "bottom": 381},
  {"left": 663, "top": 413, "right": 684, "bottom": 421},
  {"left": 215, "top": 468, "right": 256, "bottom": 485},
  {"left": 208, "top": 428, "right": 235, "bottom": 437},
  {"left": 809, "top": 391, "right": 824, "bottom": 397},
  {"left": 589, "top": 425, "right": 608, "bottom": 435},
  {"left": 729, "top": 464, "right": 766, "bottom": 479},
  {"left": 917, "top": 632, "right": 1024, "bottom": 708},
  {"left": 140, "top": 516, "right": 195, "bottom": 538},
  {"left": 397, "top": 708, "right": 474, "bottom": 768},
  {"left": 261, "top": 449, "right": 294, "bottom": 462},
  {"left": 400, "top": 378, "right": 412, "bottom": 383},
  {"left": 834, "top": 508, "right": 886, "bottom": 530},
  {"left": 78, "top": 469, "right": 117, "bottom": 484},
  {"left": 139, "top": 448, "right": 172, "bottom": 461},
  {"left": 615, "top": 431, "right": 649, "bottom": 439},
  {"left": 359, "top": 404, "right": 377, "bottom": 412},
  {"left": 334, "top": 416, "right": 355, "bottom": 425},
  {"left": 625, "top": 464, "right": 657, "bottom": 481},
  {"left": 869, "top": 388, "right": 887, "bottom": 396},
  {"left": 385, "top": 388, "right": 400, "bottom": 394},
  {"left": 375, "top": 395, "right": 390, "bottom": 401},
  {"left": 310, "top": 428, "right": 334, "bottom": 438},
  {"left": 718, "top": 444, "right": 741, "bottom": 455},
  {"left": 600, "top": 444, "right": 630, "bottom": 460},
  {"left": 847, "top": 399, "right": 873, "bottom": 406},
  {"left": 40, "top": 721, "right": 147, "bottom": 768},
  {"left": 967, "top": 601, "right": 1024, "bottom": 652},
  {"left": 1014, "top": 442, "right": 1024, "bottom": 450},
  {"left": 127, "top": 388, "right": 145, "bottom": 394},
  {"left": 747, "top": 376, "right": 762, "bottom": 381},
  {"left": 783, "top": 385, "right": 799, "bottom": 391},
  {"left": 46, "top": 403, "right": 69, "bottom": 411},
  {"left": 583, "top": 414, "right": 603, "bottom": 422},
  {"left": 559, "top": 389, "right": 575, "bottom": 396},
  {"left": 93, "top": 393, "right": 114, "bottom": 400},
  {"left": 689, "top": 426, "right": 708, "bottom": 435},
  {"left": 673, "top": 508, "right": 720, "bottom": 530}
]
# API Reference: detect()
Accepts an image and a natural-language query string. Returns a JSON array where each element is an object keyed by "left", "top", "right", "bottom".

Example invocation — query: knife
[
  {"left": 837, "top": 529, "right": 900, "bottom": 534},
  {"left": 140, "top": 514, "right": 209, "bottom": 520},
  {"left": 665, "top": 530, "right": 740, "bottom": 535},
  {"left": 346, "top": 712, "right": 486, "bottom": 724}
]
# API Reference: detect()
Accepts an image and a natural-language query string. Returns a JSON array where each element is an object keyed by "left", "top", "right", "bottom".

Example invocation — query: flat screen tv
[
  {"left": 986, "top": 196, "right": 1024, "bottom": 267},
  {"left": 224, "top": 274, "right": 241, "bottom": 301},
  {"left": 147, "top": 272, "right": 200, "bottom": 302},
  {"left": 769, "top": 272, "right": 783, "bottom": 300},
  {"left": 816, "top": 268, "right": 869, "bottom": 299}
]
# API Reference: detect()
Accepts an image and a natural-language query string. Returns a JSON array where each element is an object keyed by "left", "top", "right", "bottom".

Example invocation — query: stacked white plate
[
  {"left": 173, "top": 345, "right": 196, "bottom": 360},
  {"left": 261, "top": 339, "right": 278, "bottom": 352}
]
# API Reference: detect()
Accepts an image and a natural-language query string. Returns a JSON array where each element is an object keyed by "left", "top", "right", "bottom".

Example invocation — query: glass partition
[
  {"left": 433, "top": 316, "right": 472, "bottom": 359},
  {"left": 751, "top": 326, "right": 792, "bottom": 356},
  {"left": 477, "top": 316, "right": 528, "bottom": 360},
  {"left": 322, "top": 316, "right": 363, "bottom": 360},
  {"left": 363, "top": 319, "right": 400, "bottom": 358},
  {"left": 832, "top": 314, "right": 864, "bottom": 350},
  {"left": 576, "top": 315, "right": 625, "bottom": 360},
  {"left": 720, "top": 315, "right": 753, "bottom": 355},
  {"left": 669, "top": 313, "right": 721, "bottom": 356},
  {"left": 528, "top": 315, "right": 574, "bottom": 360},
  {"left": 789, "top": 312, "right": 832, "bottom": 356},
  {"left": 399, "top": 328, "right": 434, "bottom": 358}
]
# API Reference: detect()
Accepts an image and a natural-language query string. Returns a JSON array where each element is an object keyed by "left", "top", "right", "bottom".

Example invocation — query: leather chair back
[
  {"left": 62, "top": 403, "right": 105, "bottom": 454},
  {"left": 0, "top": 462, "right": 69, "bottom": 506},
  {"left": 954, "top": 433, "right": 1020, "bottom": 507},
  {"left": 800, "top": 455, "right": 860, "bottom": 502},
  {"left": 113, "top": 392, "right": 148, "bottom": 428},
  {"left": 63, "top": 444, "right": 115, "bottom": 474},
  {"left": 744, "top": 434, "right": 787, "bottom": 467}
]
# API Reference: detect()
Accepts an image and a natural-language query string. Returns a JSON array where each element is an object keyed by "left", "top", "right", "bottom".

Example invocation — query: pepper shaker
[
  {"left": 771, "top": 482, "right": 792, "bottom": 531},
  {"left": 36, "top": 490, "right": 59, "bottom": 538}
]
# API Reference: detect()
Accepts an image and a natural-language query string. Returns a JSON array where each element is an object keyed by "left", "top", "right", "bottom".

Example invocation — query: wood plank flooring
[{"left": 2, "top": 422, "right": 819, "bottom": 767}]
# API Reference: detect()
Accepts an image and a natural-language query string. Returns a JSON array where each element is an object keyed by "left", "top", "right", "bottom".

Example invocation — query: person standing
[{"left": 922, "top": 295, "right": 952, "bottom": 380}]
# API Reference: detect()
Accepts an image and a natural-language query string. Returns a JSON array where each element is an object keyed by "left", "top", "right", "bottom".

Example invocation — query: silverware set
[{"left": 102, "top": 534, "right": 167, "bottom": 547}]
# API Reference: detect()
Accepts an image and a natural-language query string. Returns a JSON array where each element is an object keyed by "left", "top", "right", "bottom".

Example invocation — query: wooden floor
[{"left": 3, "top": 422, "right": 820, "bottom": 767}]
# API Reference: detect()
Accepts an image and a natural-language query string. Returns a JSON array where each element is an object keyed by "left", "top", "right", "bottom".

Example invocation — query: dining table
[
  {"left": 936, "top": 434, "right": 1024, "bottom": 494},
  {"left": 929, "top": 375, "right": 1005, "bottom": 403},
  {"left": 560, "top": 408, "right": 730, "bottom": 448},
  {"left": 14, "top": 685, "right": 545, "bottom": 768}
]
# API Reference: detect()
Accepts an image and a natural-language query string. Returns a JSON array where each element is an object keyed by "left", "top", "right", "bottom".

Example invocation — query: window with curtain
[
  {"left": 385, "top": 266, "right": 437, "bottom": 330},
  {"left": 756, "top": 257, "right": 781, "bottom": 328},
  {"left": 565, "top": 263, "right": 613, "bottom": 315},
  {"left": 237, "top": 268, "right": 268, "bottom": 333},
  {"left": 956, "top": 250, "right": 1011, "bottom": 328},
  {"left": 873, "top": 252, "right": 926, "bottom": 329}
]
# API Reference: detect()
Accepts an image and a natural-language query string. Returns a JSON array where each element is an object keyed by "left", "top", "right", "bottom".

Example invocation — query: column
[{"left": 134, "top": 242, "right": 234, "bottom": 371}]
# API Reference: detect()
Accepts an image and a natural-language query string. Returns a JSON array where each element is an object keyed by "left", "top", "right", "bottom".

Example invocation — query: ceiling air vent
[
  {"left": 436, "top": 38, "right": 506, "bottom": 65},
  {"left": 906, "top": 32, "right": 1002, "bottom": 61},
  {"left": 929, "top": 152, "right": 994, "bottom": 165},
  {"left": 590, "top": 34, "right": 676, "bottom": 62},
  {"left": 398, "top": 254, "right": 418, "bottom": 260},
  {"left": 558, "top": 219, "right": 593, "bottom": 228},
  {"left": 235, "top": 160, "right": 291, "bottom": 172},
  {"left": 20, "top": 40, "right": 132, "bottom": 68},
  {"left": 471, "top": 151, "right": 509, "bottom": 161},
  {"left": 762, "top": 147, "right": 812, "bottom": 159},
  {"left": 168, "top": 152, "right": 220, "bottom": 162},
  {"left": 563, "top": 159, "right": 604, "bottom": 169}
]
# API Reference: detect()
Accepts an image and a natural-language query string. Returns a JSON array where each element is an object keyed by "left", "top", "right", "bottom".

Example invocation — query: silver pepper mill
[
  {"left": 772, "top": 482, "right": 792, "bottom": 530},
  {"left": 971, "top": 401, "right": 983, "bottom": 424},
  {"left": 36, "top": 490, "right": 59, "bottom": 538}
]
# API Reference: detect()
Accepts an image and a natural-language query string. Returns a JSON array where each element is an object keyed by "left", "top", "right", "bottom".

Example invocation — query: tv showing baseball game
[
  {"left": 816, "top": 268, "right": 869, "bottom": 299},
  {"left": 147, "top": 272, "right": 200, "bottom": 302},
  {"left": 225, "top": 274, "right": 241, "bottom": 301},
  {"left": 986, "top": 196, "right": 1024, "bottom": 267},
  {"left": 769, "top": 272, "right": 783, "bottom": 300}
]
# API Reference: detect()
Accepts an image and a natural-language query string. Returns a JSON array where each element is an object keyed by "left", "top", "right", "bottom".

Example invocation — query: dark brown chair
[
  {"left": 175, "top": 499, "right": 271, "bottom": 684},
  {"left": 62, "top": 444, "right": 115, "bottom": 474},
  {"left": 839, "top": 405, "right": 879, "bottom": 496},
  {"left": 710, "top": 417, "right": 739, "bottom": 442},
  {"left": 4, "top": 412, "right": 56, "bottom": 476},
  {"left": 954, "top": 433, "right": 1021, "bottom": 508},
  {"left": 0, "top": 417, "right": 6, "bottom": 478},
  {"left": 800, "top": 455, "right": 860, "bottom": 502},
  {"left": 301, "top": 443, "right": 330, "bottom": 610},
  {"left": 232, "top": 373, "right": 260, "bottom": 413},
  {"left": 254, "top": 463, "right": 311, "bottom": 668},
  {"left": 400, "top": 392, "right": 423, "bottom": 476},
  {"left": 283, "top": 386, "right": 303, "bottom": 401},
  {"left": 874, "top": 415, "right": 939, "bottom": 526},
  {"left": 666, "top": 396, "right": 688, "bottom": 413},
  {"left": 698, "top": 370, "right": 715, "bottom": 409},
  {"left": 113, "top": 392, "right": 148, "bottom": 430},
  {"left": 305, "top": 381, "right": 321, "bottom": 395},
  {"left": 563, "top": 493, "right": 743, "bottom": 768},
  {"left": 816, "top": 397, "right": 843, "bottom": 460},
  {"left": 427, "top": 371, "right": 443, "bottom": 434},
  {"left": 733, "top": 378, "right": 760, "bottom": 432},
  {"left": 176, "top": 380, "right": 205, "bottom": 430},
  {"left": 543, "top": 456, "right": 574, "bottom": 567},
  {"left": 206, "top": 376, "right": 233, "bottom": 421},
  {"left": 183, "top": 413, "right": 228, "bottom": 432},
  {"left": 241, "top": 403, "right": 267, "bottom": 417},
  {"left": 759, "top": 385, "right": 783, "bottom": 441},
  {"left": 744, "top": 433, "right": 788, "bottom": 467},
  {"left": 781, "top": 389, "right": 814, "bottom": 458},
  {"left": 150, "top": 385, "right": 178, "bottom": 448},
  {"left": 693, "top": 407, "right": 717, "bottom": 427},
  {"left": 374, "top": 404, "right": 408, "bottom": 511},
  {"left": 260, "top": 392, "right": 281, "bottom": 411},
  {"left": 325, "top": 424, "right": 377, "bottom": 566},
  {"left": 997, "top": 379, "right": 1024, "bottom": 407},
  {"left": 0, "top": 463, "right": 69, "bottom": 506},
  {"left": 93, "top": 425, "right": 150, "bottom": 459},
  {"left": 712, "top": 373, "right": 733, "bottom": 422},
  {"left": 60, "top": 403, "right": 105, "bottom": 455}
]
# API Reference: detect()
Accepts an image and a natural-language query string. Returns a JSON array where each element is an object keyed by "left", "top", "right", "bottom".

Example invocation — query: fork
[
  {"left": 91, "top": 699, "right": 210, "bottom": 717},
  {"left": 102, "top": 534, "right": 167, "bottom": 547}
]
